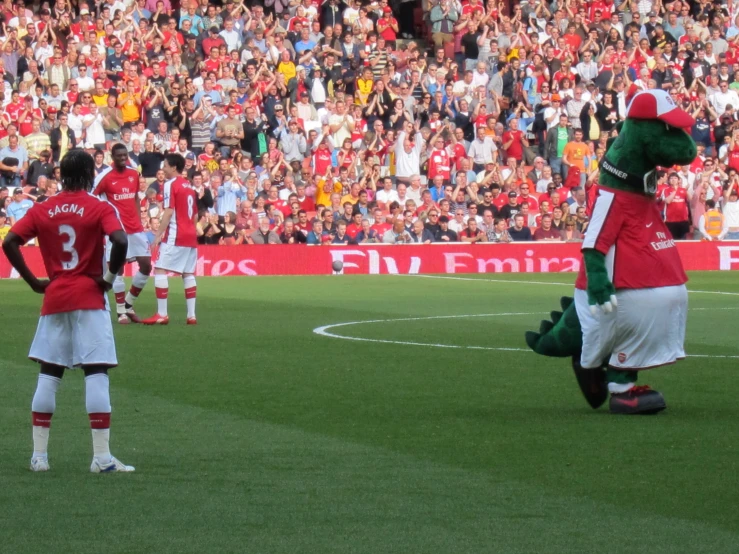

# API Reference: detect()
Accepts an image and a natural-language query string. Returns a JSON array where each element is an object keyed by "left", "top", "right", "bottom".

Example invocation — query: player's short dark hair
[
  {"left": 164, "top": 153, "right": 185, "bottom": 173},
  {"left": 60, "top": 149, "right": 95, "bottom": 192},
  {"left": 111, "top": 143, "right": 128, "bottom": 155}
]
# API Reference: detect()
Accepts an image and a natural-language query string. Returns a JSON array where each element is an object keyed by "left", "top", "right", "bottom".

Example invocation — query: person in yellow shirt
[
  {"left": 0, "top": 210, "right": 9, "bottom": 241},
  {"left": 117, "top": 81, "right": 143, "bottom": 123},
  {"left": 341, "top": 182, "right": 361, "bottom": 205},
  {"left": 91, "top": 80, "right": 109, "bottom": 107},
  {"left": 314, "top": 166, "right": 343, "bottom": 208},
  {"left": 276, "top": 51, "right": 296, "bottom": 84},
  {"left": 356, "top": 67, "right": 375, "bottom": 105}
]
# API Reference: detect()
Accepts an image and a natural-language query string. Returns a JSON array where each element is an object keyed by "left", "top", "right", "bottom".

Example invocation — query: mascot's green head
[{"left": 599, "top": 89, "right": 697, "bottom": 196}]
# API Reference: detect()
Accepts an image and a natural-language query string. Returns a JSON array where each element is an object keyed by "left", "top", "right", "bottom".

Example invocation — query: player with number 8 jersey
[
  {"left": 161, "top": 177, "right": 198, "bottom": 249},
  {"left": 142, "top": 153, "right": 201, "bottom": 325}
]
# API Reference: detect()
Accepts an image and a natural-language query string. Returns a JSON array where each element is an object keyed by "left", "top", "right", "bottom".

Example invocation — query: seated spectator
[
  {"left": 488, "top": 217, "right": 513, "bottom": 243},
  {"left": 459, "top": 218, "right": 485, "bottom": 243},
  {"left": 435, "top": 215, "right": 458, "bottom": 242},
  {"left": 509, "top": 214, "right": 533, "bottom": 242},
  {"left": 280, "top": 219, "right": 308, "bottom": 244},
  {"left": 534, "top": 214, "right": 562, "bottom": 241},
  {"left": 306, "top": 220, "right": 327, "bottom": 245},
  {"left": 250, "top": 218, "right": 281, "bottom": 244},
  {"left": 332, "top": 221, "right": 356, "bottom": 244},
  {"left": 383, "top": 217, "right": 412, "bottom": 243},
  {"left": 356, "top": 219, "right": 381, "bottom": 243},
  {"left": 560, "top": 216, "right": 584, "bottom": 242},
  {"left": 410, "top": 220, "right": 434, "bottom": 243}
]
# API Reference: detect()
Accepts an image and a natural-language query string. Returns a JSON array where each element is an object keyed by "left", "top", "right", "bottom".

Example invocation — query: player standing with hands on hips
[
  {"left": 142, "top": 153, "right": 202, "bottom": 325},
  {"left": 2, "top": 149, "right": 135, "bottom": 473}
]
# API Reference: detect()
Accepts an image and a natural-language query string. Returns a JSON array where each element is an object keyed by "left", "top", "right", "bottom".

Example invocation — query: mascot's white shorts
[{"left": 575, "top": 285, "right": 688, "bottom": 370}]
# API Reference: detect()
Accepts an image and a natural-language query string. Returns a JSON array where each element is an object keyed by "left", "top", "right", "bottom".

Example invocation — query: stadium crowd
[{"left": 1, "top": 0, "right": 739, "bottom": 247}]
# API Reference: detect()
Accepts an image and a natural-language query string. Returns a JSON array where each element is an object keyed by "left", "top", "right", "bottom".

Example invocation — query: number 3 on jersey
[{"left": 58, "top": 224, "right": 79, "bottom": 270}]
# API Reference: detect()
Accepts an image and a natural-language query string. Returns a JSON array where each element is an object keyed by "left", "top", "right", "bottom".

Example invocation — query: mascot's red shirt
[{"left": 575, "top": 186, "right": 687, "bottom": 291}]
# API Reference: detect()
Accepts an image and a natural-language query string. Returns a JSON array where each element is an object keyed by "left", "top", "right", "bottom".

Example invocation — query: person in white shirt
[
  {"left": 67, "top": 103, "right": 84, "bottom": 147},
  {"left": 709, "top": 80, "right": 739, "bottom": 115},
  {"left": 394, "top": 127, "right": 425, "bottom": 182},
  {"left": 575, "top": 51, "right": 599, "bottom": 81},
  {"left": 405, "top": 174, "right": 424, "bottom": 204},
  {"left": 75, "top": 65, "right": 95, "bottom": 92},
  {"left": 219, "top": 18, "right": 242, "bottom": 51},
  {"left": 375, "top": 177, "right": 399, "bottom": 207},
  {"left": 467, "top": 133, "right": 497, "bottom": 170},
  {"left": 721, "top": 185, "right": 739, "bottom": 239},
  {"left": 471, "top": 61, "right": 490, "bottom": 89},
  {"left": 82, "top": 103, "right": 106, "bottom": 148},
  {"left": 677, "top": 165, "right": 696, "bottom": 191},
  {"left": 328, "top": 99, "right": 354, "bottom": 146},
  {"left": 452, "top": 71, "right": 475, "bottom": 104},
  {"left": 448, "top": 209, "right": 467, "bottom": 234},
  {"left": 131, "top": 120, "right": 148, "bottom": 145}
]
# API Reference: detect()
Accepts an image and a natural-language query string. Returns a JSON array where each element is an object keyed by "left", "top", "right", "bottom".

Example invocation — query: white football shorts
[
  {"left": 106, "top": 231, "right": 151, "bottom": 262},
  {"left": 155, "top": 244, "right": 197, "bottom": 274},
  {"left": 575, "top": 285, "right": 688, "bottom": 370},
  {"left": 29, "top": 309, "right": 117, "bottom": 368}
]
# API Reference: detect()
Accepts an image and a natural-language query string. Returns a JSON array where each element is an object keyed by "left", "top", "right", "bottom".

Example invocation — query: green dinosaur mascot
[{"left": 525, "top": 89, "right": 697, "bottom": 415}]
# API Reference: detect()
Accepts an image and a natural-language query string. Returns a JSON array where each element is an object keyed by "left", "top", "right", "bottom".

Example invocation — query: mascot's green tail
[{"left": 524, "top": 296, "right": 582, "bottom": 357}]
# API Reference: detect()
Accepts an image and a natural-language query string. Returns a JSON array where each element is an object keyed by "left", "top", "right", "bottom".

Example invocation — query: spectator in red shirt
[
  {"left": 459, "top": 218, "right": 485, "bottom": 243},
  {"left": 534, "top": 214, "right": 562, "bottom": 241},
  {"left": 661, "top": 172, "right": 691, "bottom": 239},
  {"left": 502, "top": 118, "right": 527, "bottom": 162},
  {"left": 346, "top": 212, "right": 363, "bottom": 239}
]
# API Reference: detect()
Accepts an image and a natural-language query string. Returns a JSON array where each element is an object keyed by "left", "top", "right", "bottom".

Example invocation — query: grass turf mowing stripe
[
  {"left": 2, "top": 273, "right": 739, "bottom": 553},
  {"left": 413, "top": 273, "right": 739, "bottom": 297},
  {"left": 1, "top": 355, "right": 738, "bottom": 554},
  {"left": 312, "top": 310, "right": 739, "bottom": 358}
]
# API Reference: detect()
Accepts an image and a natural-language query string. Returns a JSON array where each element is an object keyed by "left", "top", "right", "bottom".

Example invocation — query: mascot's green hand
[{"left": 583, "top": 249, "right": 618, "bottom": 315}]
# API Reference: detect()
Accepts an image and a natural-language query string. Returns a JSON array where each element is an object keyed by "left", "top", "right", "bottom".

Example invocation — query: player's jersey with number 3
[
  {"left": 8, "top": 191, "right": 123, "bottom": 315},
  {"left": 162, "top": 177, "right": 198, "bottom": 247}
]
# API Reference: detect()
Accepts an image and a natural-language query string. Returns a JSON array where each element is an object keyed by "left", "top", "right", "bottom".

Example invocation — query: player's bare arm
[
  {"left": 99, "top": 229, "right": 129, "bottom": 292},
  {"left": 153, "top": 207, "right": 174, "bottom": 247},
  {"left": 2, "top": 233, "right": 49, "bottom": 294}
]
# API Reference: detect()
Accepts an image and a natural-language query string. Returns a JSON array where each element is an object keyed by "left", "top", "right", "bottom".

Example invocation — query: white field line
[
  {"left": 313, "top": 311, "right": 739, "bottom": 359},
  {"left": 410, "top": 274, "right": 739, "bottom": 297}
]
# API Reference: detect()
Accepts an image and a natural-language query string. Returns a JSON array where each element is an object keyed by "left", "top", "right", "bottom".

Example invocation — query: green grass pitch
[{"left": 1, "top": 272, "right": 739, "bottom": 553}]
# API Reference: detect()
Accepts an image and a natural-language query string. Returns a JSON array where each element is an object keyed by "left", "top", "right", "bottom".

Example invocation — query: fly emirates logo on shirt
[
  {"left": 112, "top": 187, "right": 136, "bottom": 202},
  {"left": 650, "top": 231, "right": 677, "bottom": 251}
]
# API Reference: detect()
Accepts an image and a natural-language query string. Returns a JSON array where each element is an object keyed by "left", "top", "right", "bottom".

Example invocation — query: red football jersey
[
  {"left": 93, "top": 166, "right": 144, "bottom": 234},
  {"left": 162, "top": 176, "right": 198, "bottom": 247},
  {"left": 9, "top": 191, "right": 123, "bottom": 316},
  {"left": 575, "top": 187, "right": 687, "bottom": 291},
  {"left": 312, "top": 147, "right": 332, "bottom": 175},
  {"left": 661, "top": 186, "right": 689, "bottom": 222}
]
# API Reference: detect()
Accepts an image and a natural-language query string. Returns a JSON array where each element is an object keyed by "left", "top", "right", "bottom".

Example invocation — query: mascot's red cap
[{"left": 626, "top": 89, "right": 695, "bottom": 128}]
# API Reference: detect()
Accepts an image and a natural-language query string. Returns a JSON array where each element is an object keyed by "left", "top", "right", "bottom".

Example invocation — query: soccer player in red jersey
[
  {"left": 142, "top": 153, "right": 200, "bottom": 325},
  {"left": 2, "top": 149, "right": 135, "bottom": 473},
  {"left": 93, "top": 143, "right": 152, "bottom": 324}
]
